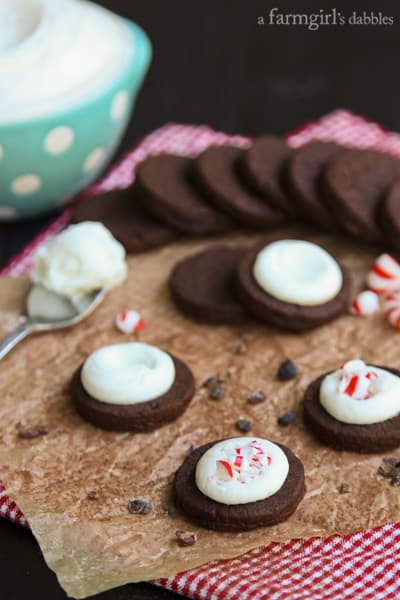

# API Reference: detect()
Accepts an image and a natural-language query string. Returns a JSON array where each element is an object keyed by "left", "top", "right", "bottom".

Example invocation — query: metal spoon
[{"left": 0, "top": 285, "right": 107, "bottom": 361}]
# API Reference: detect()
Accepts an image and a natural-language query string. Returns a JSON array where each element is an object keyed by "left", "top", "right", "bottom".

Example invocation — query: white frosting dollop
[
  {"left": 320, "top": 359, "right": 400, "bottom": 425},
  {"left": 195, "top": 437, "right": 289, "bottom": 505},
  {"left": 30, "top": 222, "right": 127, "bottom": 299},
  {"left": 0, "top": 0, "right": 134, "bottom": 123},
  {"left": 253, "top": 240, "right": 343, "bottom": 306},
  {"left": 81, "top": 342, "right": 176, "bottom": 405}
]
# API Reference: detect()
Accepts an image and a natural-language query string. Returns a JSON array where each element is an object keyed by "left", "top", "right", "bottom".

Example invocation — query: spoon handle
[{"left": 0, "top": 322, "right": 33, "bottom": 361}]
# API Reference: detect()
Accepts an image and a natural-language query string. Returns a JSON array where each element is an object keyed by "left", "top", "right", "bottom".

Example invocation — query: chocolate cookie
[
  {"left": 239, "top": 136, "right": 295, "bottom": 216},
  {"left": 236, "top": 242, "right": 352, "bottom": 331},
  {"left": 380, "top": 180, "right": 400, "bottom": 251},
  {"left": 170, "top": 246, "right": 248, "bottom": 324},
  {"left": 285, "top": 141, "right": 342, "bottom": 230},
  {"left": 322, "top": 148, "right": 400, "bottom": 242},
  {"left": 134, "top": 154, "right": 233, "bottom": 235},
  {"left": 71, "top": 354, "right": 195, "bottom": 432},
  {"left": 70, "top": 188, "right": 177, "bottom": 254},
  {"left": 174, "top": 440, "right": 305, "bottom": 532},
  {"left": 303, "top": 367, "right": 400, "bottom": 453},
  {"left": 193, "top": 146, "right": 286, "bottom": 228}
]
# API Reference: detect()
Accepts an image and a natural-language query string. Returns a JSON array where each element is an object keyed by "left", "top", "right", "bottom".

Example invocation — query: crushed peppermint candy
[
  {"left": 367, "top": 253, "right": 400, "bottom": 295},
  {"left": 338, "top": 360, "right": 378, "bottom": 400},
  {"left": 350, "top": 290, "right": 380, "bottom": 316},
  {"left": 115, "top": 310, "right": 144, "bottom": 334},
  {"left": 383, "top": 291, "right": 400, "bottom": 331},
  {"left": 214, "top": 439, "right": 272, "bottom": 485}
]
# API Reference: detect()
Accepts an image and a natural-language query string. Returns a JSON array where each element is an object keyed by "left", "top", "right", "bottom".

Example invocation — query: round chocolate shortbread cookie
[
  {"left": 71, "top": 354, "right": 195, "bottom": 432},
  {"left": 70, "top": 188, "right": 177, "bottom": 254},
  {"left": 193, "top": 146, "right": 286, "bottom": 228},
  {"left": 170, "top": 246, "right": 248, "bottom": 324},
  {"left": 236, "top": 242, "right": 352, "bottom": 332},
  {"left": 239, "top": 136, "right": 295, "bottom": 216},
  {"left": 134, "top": 154, "right": 233, "bottom": 235},
  {"left": 380, "top": 180, "right": 400, "bottom": 251},
  {"left": 303, "top": 367, "right": 400, "bottom": 453},
  {"left": 285, "top": 141, "right": 342, "bottom": 230},
  {"left": 322, "top": 148, "right": 400, "bottom": 242},
  {"left": 174, "top": 440, "right": 305, "bottom": 532}
]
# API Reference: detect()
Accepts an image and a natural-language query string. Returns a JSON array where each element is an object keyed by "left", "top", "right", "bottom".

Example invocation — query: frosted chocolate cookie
[
  {"left": 169, "top": 246, "right": 248, "bottom": 325},
  {"left": 239, "top": 136, "right": 295, "bottom": 216},
  {"left": 236, "top": 240, "right": 352, "bottom": 331},
  {"left": 134, "top": 154, "right": 233, "bottom": 235},
  {"left": 380, "top": 180, "right": 400, "bottom": 251},
  {"left": 70, "top": 188, "right": 177, "bottom": 254},
  {"left": 174, "top": 437, "right": 305, "bottom": 531},
  {"left": 71, "top": 343, "right": 195, "bottom": 432},
  {"left": 322, "top": 148, "right": 400, "bottom": 242},
  {"left": 193, "top": 146, "right": 286, "bottom": 228},
  {"left": 285, "top": 141, "right": 342, "bottom": 230},
  {"left": 303, "top": 360, "right": 400, "bottom": 453}
]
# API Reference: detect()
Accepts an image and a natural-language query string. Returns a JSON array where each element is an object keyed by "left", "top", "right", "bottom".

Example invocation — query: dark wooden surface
[{"left": 2, "top": 1, "right": 400, "bottom": 597}]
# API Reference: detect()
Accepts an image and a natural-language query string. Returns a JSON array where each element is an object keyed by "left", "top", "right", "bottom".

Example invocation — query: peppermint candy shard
[
  {"left": 350, "top": 290, "right": 379, "bottom": 316},
  {"left": 367, "top": 253, "right": 400, "bottom": 294},
  {"left": 115, "top": 310, "right": 144, "bottom": 334}
]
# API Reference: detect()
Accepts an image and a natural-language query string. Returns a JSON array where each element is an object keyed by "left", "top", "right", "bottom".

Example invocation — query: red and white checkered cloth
[{"left": 2, "top": 110, "right": 400, "bottom": 599}]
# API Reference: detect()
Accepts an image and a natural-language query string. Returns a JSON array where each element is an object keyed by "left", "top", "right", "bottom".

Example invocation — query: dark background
[{"left": 2, "top": 1, "right": 400, "bottom": 598}]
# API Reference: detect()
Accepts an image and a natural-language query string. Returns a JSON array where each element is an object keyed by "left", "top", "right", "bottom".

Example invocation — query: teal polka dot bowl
[{"left": 0, "top": 20, "right": 151, "bottom": 221}]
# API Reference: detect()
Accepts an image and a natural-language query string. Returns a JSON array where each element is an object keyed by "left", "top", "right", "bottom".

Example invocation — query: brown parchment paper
[{"left": 0, "top": 228, "right": 399, "bottom": 599}]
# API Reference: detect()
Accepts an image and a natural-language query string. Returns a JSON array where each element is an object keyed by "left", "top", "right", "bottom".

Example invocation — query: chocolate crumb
[
  {"left": 377, "top": 457, "right": 400, "bottom": 478},
  {"left": 235, "top": 418, "right": 252, "bottom": 433},
  {"left": 276, "top": 359, "right": 298, "bottom": 381},
  {"left": 338, "top": 483, "right": 350, "bottom": 494},
  {"left": 247, "top": 389, "right": 266, "bottom": 405},
  {"left": 203, "top": 376, "right": 220, "bottom": 389},
  {"left": 175, "top": 530, "right": 197, "bottom": 547},
  {"left": 390, "top": 475, "right": 400, "bottom": 487},
  {"left": 277, "top": 412, "right": 296, "bottom": 427},
  {"left": 87, "top": 491, "right": 98, "bottom": 501},
  {"left": 127, "top": 499, "right": 152, "bottom": 515},
  {"left": 16, "top": 423, "right": 50, "bottom": 440},
  {"left": 188, "top": 444, "right": 195, "bottom": 455},
  {"left": 234, "top": 341, "right": 247, "bottom": 355},
  {"left": 209, "top": 384, "right": 225, "bottom": 401}
]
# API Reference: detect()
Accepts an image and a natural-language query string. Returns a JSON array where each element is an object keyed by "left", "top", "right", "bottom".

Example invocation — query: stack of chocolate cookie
[{"left": 71, "top": 136, "right": 400, "bottom": 253}]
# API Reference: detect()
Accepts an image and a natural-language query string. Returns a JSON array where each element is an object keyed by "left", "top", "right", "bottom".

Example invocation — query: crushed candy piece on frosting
[{"left": 338, "top": 360, "right": 378, "bottom": 400}]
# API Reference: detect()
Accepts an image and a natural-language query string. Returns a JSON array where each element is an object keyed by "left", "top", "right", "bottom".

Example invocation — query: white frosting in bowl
[
  {"left": 0, "top": 0, "right": 134, "bottom": 122},
  {"left": 195, "top": 437, "right": 289, "bottom": 505},
  {"left": 81, "top": 343, "right": 176, "bottom": 405},
  {"left": 253, "top": 240, "right": 343, "bottom": 306},
  {"left": 30, "top": 222, "right": 127, "bottom": 299},
  {"left": 320, "top": 360, "right": 400, "bottom": 425}
]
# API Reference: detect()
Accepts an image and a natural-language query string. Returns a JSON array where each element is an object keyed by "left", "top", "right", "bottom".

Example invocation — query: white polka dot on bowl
[
  {"left": 111, "top": 90, "right": 129, "bottom": 121},
  {"left": 0, "top": 205, "right": 17, "bottom": 219},
  {"left": 83, "top": 147, "right": 107, "bottom": 173},
  {"left": 0, "top": 145, "right": 4, "bottom": 160},
  {"left": 11, "top": 174, "right": 42, "bottom": 195},
  {"left": 45, "top": 126, "right": 74, "bottom": 155}
]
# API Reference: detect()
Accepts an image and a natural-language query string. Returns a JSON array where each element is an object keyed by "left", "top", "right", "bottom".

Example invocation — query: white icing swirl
[
  {"left": 195, "top": 437, "right": 289, "bottom": 505},
  {"left": 31, "top": 222, "right": 127, "bottom": 299},
  {"left": 81, "top": 343, "right": 175, "bottom": 405},
  {"left": 253, "top": 240, "right": 343, "bottom": 306},
  {"left": 320, "top": 360, "right": 400, "bottom": 425},
  {"left": 0, "top": 0, "right": 133, "bottom": 123}
]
